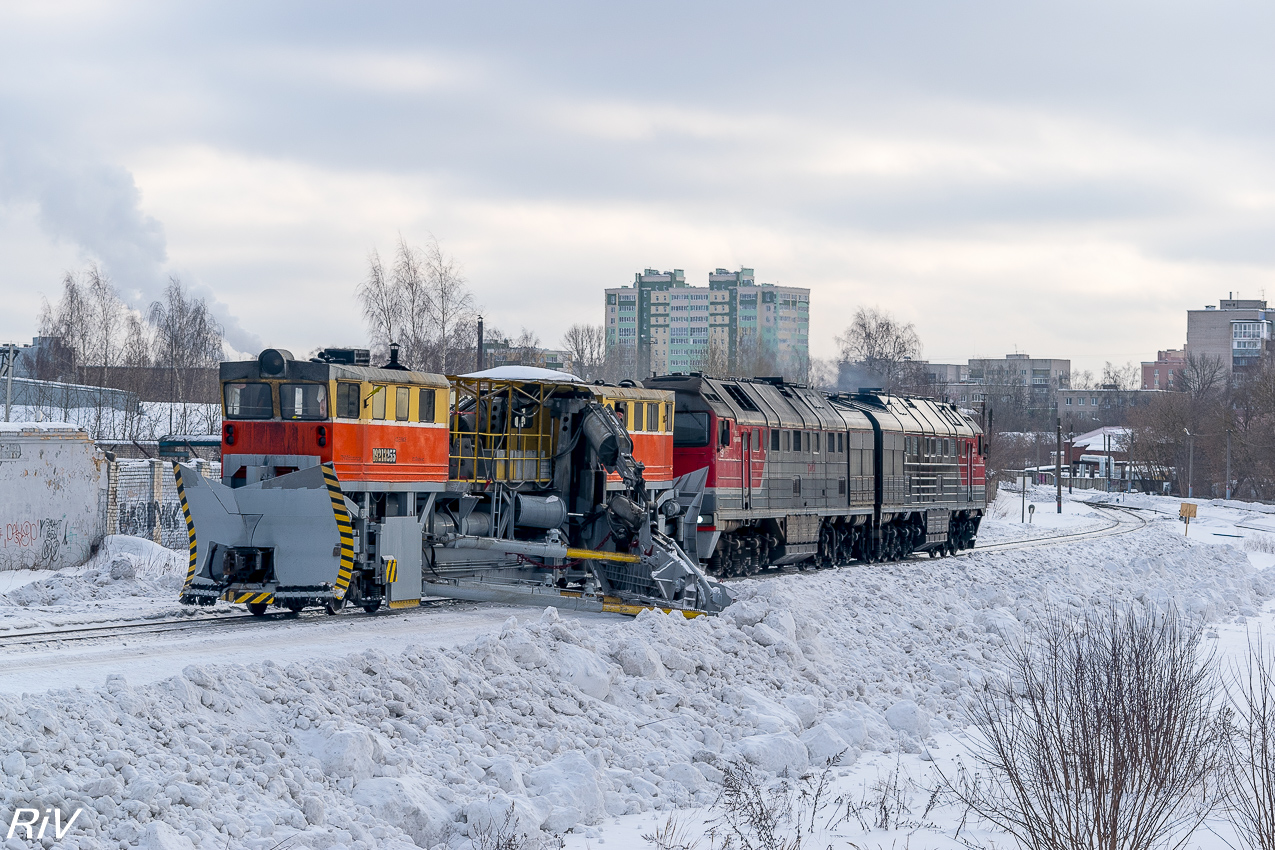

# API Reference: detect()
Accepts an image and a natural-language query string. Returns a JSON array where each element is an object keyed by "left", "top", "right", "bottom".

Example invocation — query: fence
[{"left": 106, "top": 459, "right": 220, "bottom": 550}]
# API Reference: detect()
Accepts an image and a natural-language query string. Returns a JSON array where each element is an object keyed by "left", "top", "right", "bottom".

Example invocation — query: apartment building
[{"left": 604, "top": 268, "right": 809, "bottom": 379}]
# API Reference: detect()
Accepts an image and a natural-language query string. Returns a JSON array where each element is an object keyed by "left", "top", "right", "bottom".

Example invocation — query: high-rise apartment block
[
  {"left": 604, "top": 268, "right": 809, "bottom": 379},
  {"left": 1185, "top": 295, "right": 1273, "bottom": 376}
]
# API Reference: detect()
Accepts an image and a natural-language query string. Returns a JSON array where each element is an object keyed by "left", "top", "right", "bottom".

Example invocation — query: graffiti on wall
[
  {"left": 116, "top": 501, "right": 186, "bottom": 542},
  {"left": 1, "top": 515, "right": 78, "bottom": 569}
]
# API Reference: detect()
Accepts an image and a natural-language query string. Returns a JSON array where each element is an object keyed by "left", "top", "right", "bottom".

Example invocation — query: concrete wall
[{"left": 0, "top": 423, "right": 105, "bottom": 570}]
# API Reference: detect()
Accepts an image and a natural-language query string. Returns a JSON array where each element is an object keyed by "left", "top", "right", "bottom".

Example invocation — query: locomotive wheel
[
  {"left": 362, "top": 600, "right": 382, "bottom": 614},
  {"left": 325, "top": 596, "right": 345, "bottom": 615},
  {"left": 248, "top": 602, "right": 268, "bottom": 617},
  {"left": 286, "top": 602, "right": 305, "bottom": 615}
]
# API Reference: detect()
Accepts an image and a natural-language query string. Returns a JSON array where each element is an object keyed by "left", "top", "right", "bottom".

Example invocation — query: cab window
[
  {"left": 372, "top": 386, "right": 386, "bottom": 420},
  {"left": 281, "top": 383, "right": 328, "bottom": 420},
  {"left": 419, "top": 389, "right": 436, "bottom": 423},
  {"left": 224, "top": 383, "right": 273, "bottom": 419},
  {"left": 336, "top": 382, "right": 360, "bottom": 419},
  {"left": 664, "top": 403, "right": 673, "bottom": 432},
  {"left": 613, "top": 402, "right": 627, "bottom": 428},
  {"left": 646, "top": 403, "right": 658, "bottom": 432},
  {"left": 673, "top": 410, "right": 709, "bottom": 447},
  {"left": 719, "top": 419, "right": 731, "bottom": 448},
  {"left": 395, "top": 387, "right": 410, "bottom": 421}
]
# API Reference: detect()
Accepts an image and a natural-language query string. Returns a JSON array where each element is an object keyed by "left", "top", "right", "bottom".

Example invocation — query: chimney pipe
[
  {"left": 384, "top": 342, "right": 407, "bottom": 370},
  {"left": 476, "top": 316, "right": 485, "bottom": 372}
]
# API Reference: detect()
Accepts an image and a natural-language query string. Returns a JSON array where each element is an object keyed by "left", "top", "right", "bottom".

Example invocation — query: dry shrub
[
  {"left": 954, "top": 605, "right": 1229, "bottom": 850},
  {"left": 1244, "top": 534, "right": 1275, "bottom": 555},
  {"left": 1226, "top": 634, "right": 1275, "bottom": 850}
]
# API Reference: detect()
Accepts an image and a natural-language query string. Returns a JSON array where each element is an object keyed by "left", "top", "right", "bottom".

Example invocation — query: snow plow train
[{"left": 177, "top": 347, "right": 985, "bottom": 618}]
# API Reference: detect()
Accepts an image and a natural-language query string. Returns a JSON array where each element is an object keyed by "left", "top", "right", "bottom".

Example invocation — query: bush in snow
[
  {"left": 956, "top": 605, "right": 1229, "bottom": 850},
  {"left": 1225, "top": 634, "right": 1275, "bottom": 850}
]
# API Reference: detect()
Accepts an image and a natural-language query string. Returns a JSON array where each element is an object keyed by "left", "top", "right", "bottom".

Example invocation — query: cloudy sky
[{"left": 2, "top": 2, "right": 1273, "bottom": 373}]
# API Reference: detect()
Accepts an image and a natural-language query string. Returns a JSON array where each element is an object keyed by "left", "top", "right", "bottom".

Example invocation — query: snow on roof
[
  {"left": 460, "top": 366, "right": 583, "bottom": 383},
  {"left": 1071, "top": 425, "right": 1129, "bottom": 449},
  {"left": 0, "top": 421, "right": 82, "bottom": 433}
]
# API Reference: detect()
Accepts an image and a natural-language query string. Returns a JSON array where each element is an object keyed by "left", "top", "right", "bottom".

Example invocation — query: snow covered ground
[{"left": 0, "top": 492, "right": 1270, "bottom": 849}]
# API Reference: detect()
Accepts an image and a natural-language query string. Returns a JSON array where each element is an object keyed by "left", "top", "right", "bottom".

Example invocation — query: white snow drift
[{"left": 0, "top": 516, "right": 1268, "bottom": 849}]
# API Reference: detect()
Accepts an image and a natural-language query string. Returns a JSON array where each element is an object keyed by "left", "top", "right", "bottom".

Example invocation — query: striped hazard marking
[
  {"left": 223, "top": 590, "right": 275, "bottom": 605},
  {"left": 322, "top": 463, "right": 355, "bottom": 600},
  {"left": 172, "top": 463, "right": 198, "bottom": 592}
]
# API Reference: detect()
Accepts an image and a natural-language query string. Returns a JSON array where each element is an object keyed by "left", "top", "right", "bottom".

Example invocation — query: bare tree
[
  {"left": 422, "top": 235, "right": 476, "bottom": 373},
  {"left": 1071, "top": 368, "right": 1097, "bottom": 390},
  {"left": 807, "top": 357, "right": 838, "bottom": 392},
  {"left": 735, "top": 333, "right": 779, "bottom": 380},
  {"left": 357, "top": 248, "right": 401, "bottom": 360},
  {"left": 357, "top": 235, "right": 479, "bottom": 373},
  {"left": 86, "top": 266, "right": 126, "bottom": 436},
  {"left": 702, "top": 338, "right": 730, "bottom": 379},
  {"left": 561, "top": 323, "right": 605, "bottom": 379},
  {"left": 835, "top": 307, "right": 922, "bottom": 393},
  {"left": 512, "top": 327, "right": 542, "bottom": 366},
  {"left": 955, "top": 606, "right": 1229, "bottom": 850},
  {"left": 1178, "top": 352, "right": 1226, "bottom": 399},
  {"left": 121, "top": 312, "right": 152, "bottom": 369},
  {"left": 391, "top": 236, "right": 432, "bottom": 369},
  {"left": 1102, "top": 360, "right": 1140, "bottom": 390},
  {"left": 149, "top": 277, "right": 225, "bottom": 433},
  {"left": 39, "top": 271, "right": 92, "bottom": 379}
]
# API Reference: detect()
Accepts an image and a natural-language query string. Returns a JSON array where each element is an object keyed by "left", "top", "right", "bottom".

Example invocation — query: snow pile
[
  {"left": 0, "top": 536, "right": 184, "bottom": 609},
  {"left": 2, "top": 521, "right": 1268, "bottom": 849}
]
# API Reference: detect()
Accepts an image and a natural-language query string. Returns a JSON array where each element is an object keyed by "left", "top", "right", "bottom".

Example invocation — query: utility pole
[
  {"left": 1226, "top": 429, "right": 1232, "bottom": 500},
  {"left": 1021, "top": 472, "right": 1027, "bottom": 523},
  {"left": 1186, "top": 428, "right": 1194, "bottom": 499},
  {"left": 1105, "top": 432, "right": 1111, "bottom": 494},
  {"left": 476, "top": 316, "right": 485, "bottom": 372},
  {"left": 1055, "top": 416, "right": 1063, "bottom": 512},
  {"left": 3, "top": 343, "right": 13, "bottom": 422}
]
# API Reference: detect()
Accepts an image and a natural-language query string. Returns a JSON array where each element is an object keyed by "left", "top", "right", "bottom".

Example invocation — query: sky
[{"left": 2, "top": 1, "right": 1274, "bottom": 374}]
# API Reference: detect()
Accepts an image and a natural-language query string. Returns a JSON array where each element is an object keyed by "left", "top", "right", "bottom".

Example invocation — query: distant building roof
[{"left": 1072, "top": 425, "right": 1130, "bottom": 449}]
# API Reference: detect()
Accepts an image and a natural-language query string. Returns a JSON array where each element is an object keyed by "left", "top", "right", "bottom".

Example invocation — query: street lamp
[{"left": 1178, "top": 433, "right": 1188, "bottom": 499}]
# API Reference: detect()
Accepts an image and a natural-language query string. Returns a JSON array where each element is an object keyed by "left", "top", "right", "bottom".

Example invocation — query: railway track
[
  {"left": 970, "top": 502, "right": 1147, "bottom": 554},
  {"left": 0, "top": 598, "right": 462, "bottom": 649}
]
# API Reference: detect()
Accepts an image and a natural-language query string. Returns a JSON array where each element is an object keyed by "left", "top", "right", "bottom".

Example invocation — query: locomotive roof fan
[{"left": 258, "top": 348, "right": 293, "bottom": 377}]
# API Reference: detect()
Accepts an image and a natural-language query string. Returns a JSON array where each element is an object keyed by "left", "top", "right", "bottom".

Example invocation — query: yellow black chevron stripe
[
  {"left": 322, "top": 463, "right": 355, "bottom": 600},
  {"left": 385, "top": 558, "right": 397, "bottom": 584},
  {"left": 229, "top": 591, "right": 274, "bottom": 604},
  {"left": 173, "top": 463, "right": 198, "bottom": 592}
]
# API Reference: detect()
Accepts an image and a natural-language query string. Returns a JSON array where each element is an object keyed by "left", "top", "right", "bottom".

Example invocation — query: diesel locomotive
[{"left": 644, "top": 374, "right": 987, "bottom": 577}]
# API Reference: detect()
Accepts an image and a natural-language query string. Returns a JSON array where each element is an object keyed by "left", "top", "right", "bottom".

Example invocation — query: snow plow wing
[{"left": 175, "top": 462, "right": 353, "bottom": 610}]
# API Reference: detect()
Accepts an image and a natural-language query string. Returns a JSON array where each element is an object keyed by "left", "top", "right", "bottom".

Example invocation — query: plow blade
[{"left": 175, "top": 462, "right": 353, "bottom": 609}]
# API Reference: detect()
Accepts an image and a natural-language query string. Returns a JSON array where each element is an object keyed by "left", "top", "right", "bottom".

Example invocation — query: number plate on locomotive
[{"left": 372, "top": 448, "right": 397, "bottom": 464}]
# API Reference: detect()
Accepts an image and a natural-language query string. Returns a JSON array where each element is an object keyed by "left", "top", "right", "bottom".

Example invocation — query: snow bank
[
  {"left": 2, "top": 523, "right": 1268, "bottom": 849},
  {"left": 0, "top": 535, "right": 184, "bottom": 609}
]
